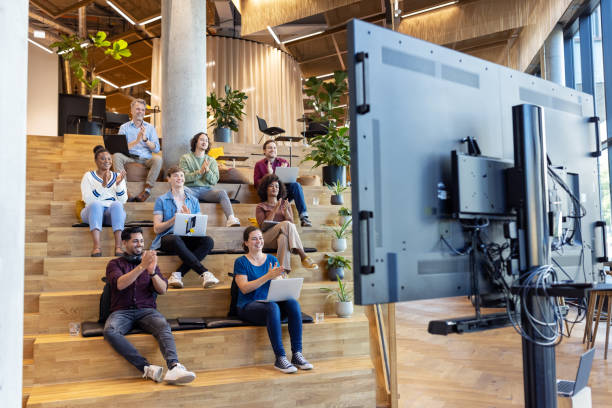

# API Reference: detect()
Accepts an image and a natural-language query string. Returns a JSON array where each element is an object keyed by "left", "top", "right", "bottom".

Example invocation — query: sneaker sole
[
  {"left": 168, "top": 282, "right": 183, "bottom": 289},
  {"left": 165, "top": 373, "right": 196, "bottom": 385},
  {"left": 294, "top": 364, "right": 313, "bottom": 370},
  {"left": 203, "top": 281, "right": 219, "bottom": 288},
  {"left": 274, "top": 365, "right": 298, "bottom": 374}
]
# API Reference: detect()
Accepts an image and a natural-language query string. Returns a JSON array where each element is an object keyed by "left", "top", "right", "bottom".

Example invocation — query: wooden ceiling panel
[
  {"left": 110, "top": 0, "right": 161, "bottom": 22},
  {"left": 286, "top": 36, "right": 337, "bottom": 62},
  {"left": 106, "top": 93, "right": 134, "bottom": 114},
  {"left": 324, "top": 0, "right": 383, "bottom": 27},
  {"left": 102, "top": 69, "right": 147, "bottom": 87},
  {"left": 128, "top": 57, "right": 153, "bottom": 76},
  {"left": 300, "top": 54, "right": 344, "bottom": 78}
]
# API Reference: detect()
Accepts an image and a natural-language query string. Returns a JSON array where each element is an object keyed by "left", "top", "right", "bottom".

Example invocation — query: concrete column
[
  {"left": 161, "top": 0, "right": 206, "bottom": 170},
  {"left": 0, "top": 0, "right": 27, "bottom": 406},
  {"left": 544, "top": 24, "right": 565, "bottom": 86}
]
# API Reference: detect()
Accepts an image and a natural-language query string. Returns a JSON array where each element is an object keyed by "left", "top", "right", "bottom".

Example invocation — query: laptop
[
  {"left": 556, "top": 348, "right": 595, "bottom": 397},
  {"left": 257, "top": 278, "right": 304, "bottom": 303},
  {"left": 173, "top": 213, "right": 208, "bottom": 237},
  {"left": 103, "top": 134, "right": 130, "bottom": 156},
  {"left": 275, "top": 167, "right": 299, "bottom": 184}
]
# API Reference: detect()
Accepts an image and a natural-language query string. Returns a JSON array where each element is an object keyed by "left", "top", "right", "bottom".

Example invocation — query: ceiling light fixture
[
  {"left": 106, "top": 0, "right": 136, "bottom": 25},
  {"left": 28, "top": 39, "right": 53, "bottom": 54},
  {"left": 145, "top": 90, "right": 152, "bottom": 95},
  {"left": 92, "top": 95, "right": 107, "bottom": 99},
  {"left": 401, "top": 1, "right": 458, "bottom": 18},
  {"left": 315, "top": 72, "right": 334, "bottom": 79},
  {"left": 140, "top": 15, "right": 161, "bottom": 26},
  {"left": 121, "top": 79, "right": 148, "bottom": 89},
  {"left": 97, "top": 76, "right": 118, "bottom": 89},
  {"left": 267, "top": 26, "right": 281, "bottom": 45},
  {"left": 282, "top": 31, "right": 325, "bottom": 44},
  {"left": 33, "top": 30, "right": 46, "bottom": 39}
]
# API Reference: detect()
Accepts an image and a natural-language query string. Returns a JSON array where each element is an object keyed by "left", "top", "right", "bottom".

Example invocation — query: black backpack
[{"left": 228, "top": 272, "right": 239, "bottom": 318}]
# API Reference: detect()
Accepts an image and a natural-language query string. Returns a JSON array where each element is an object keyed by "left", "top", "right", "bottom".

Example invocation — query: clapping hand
[
  {"left": 267, "top": 160, "right": 274, "bottom": 174},
  {"left": 280, "top": 162, "right": 288, "bottom": 168},
  {"left": 137, "top": 126, "right": 146, "bottom": 142},
  {"left": 101, "top": 169, "right": 112, "bottom": 187},
  {"left": 116, "top": 170, "right": 127, "bottom": 184},
  {"left": 147, "top": 251, "right": 158, "bottom": 275},
  {"left": 268, "top": 262, "right": 285, "bottom": 280},
  {"left": 200, "top": 158, "right": 210, "bottom": 175},
  {"left": 139, "top": 250, "right": 155, "bottom": 274},
  {"left": 180, "top": 204, "right": 191, "bottom": 214},
  {"left": 280, "top": 199, "right": 291, "bottom": 217}
]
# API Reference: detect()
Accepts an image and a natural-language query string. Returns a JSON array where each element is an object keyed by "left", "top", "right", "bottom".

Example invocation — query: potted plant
[
  {"left": 331, "top": 218, "right": 352, "bottom": 252},
  {"left": 207, "top": 84, "right": 248, "bottom": 143},
  {"left": 51, "top": 31, "right": 131, "bottom": 133},
  {"left": 302, "top": 71, "right": 350, "bottom": 185},
  {"left": 338, "top": 207, "right": 352, "bottom": 225},
  {"left": 327, "top": 181, "right": 348, "bottom": 205},
  {"left": 326, "top": 254, "right": 351, "bottom": 281},
  {"left": 321, "top": 277, "right": 354, "bottom": 318}
]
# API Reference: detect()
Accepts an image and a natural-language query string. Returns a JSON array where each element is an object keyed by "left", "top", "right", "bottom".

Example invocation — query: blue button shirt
[
  {"left": 151, "top": 190, "right": 201, "bottom": 250},
  {"left": 234, "top": 254, "right": 279, "bottom": 309},
  {"left": 118, "top": 120, "right": 160, "bottom": 159}
]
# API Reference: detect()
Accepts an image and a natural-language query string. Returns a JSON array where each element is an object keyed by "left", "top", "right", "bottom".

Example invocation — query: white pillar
[
  {"left": 0, "top": 0, "right": 27, "bottom": 405},
  {"left": 150, "top": 38, "right": 163, "bottom": 138},
  {"left": 161, "top": 0, "right": 206, "bottom": 169},
  {"left": 544, "top": 24, "right": 566, "bottom": 86}
]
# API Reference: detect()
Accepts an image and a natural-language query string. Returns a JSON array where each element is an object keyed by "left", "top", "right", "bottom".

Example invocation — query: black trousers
[{"left": 160, "top": 234, "right": 214, "bottom": 276}]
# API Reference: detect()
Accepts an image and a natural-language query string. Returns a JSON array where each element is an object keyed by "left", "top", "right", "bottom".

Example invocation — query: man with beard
[
  {"left": 103, "top": 226, "right": 196, "bottom": 384},
  {"left": 114, "top": 99, "right": 162, "bottom": 202}
]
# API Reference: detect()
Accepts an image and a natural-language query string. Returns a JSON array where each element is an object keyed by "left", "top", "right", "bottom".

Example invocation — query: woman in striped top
[{"left": 80, "top": 145, "right": 128, "bottom": 257}]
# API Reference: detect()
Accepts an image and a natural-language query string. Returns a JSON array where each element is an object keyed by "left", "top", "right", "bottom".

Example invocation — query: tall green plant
[
  {"left": 207, "top": 84, "right": 248, "bottom": 132},
  {"left": 302, "top": 71, "right": 350, "bottom": 168},
  {"left": 320, "top": 276, "right": 353, "bottom": 302},
  {"left": 51, "top": 31, "right": 132, "bottom": 122},
  {"left": 332, "top": 218, "right": 352, "bottom": 239}
]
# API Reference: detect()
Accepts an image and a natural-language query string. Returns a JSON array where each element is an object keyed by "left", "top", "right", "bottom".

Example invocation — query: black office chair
[
  {"left": 301, "top": 121, "right": 328, "bottom": 139},
  {"left": 257, "top": 115, "right": 285, "bottom": 143}
]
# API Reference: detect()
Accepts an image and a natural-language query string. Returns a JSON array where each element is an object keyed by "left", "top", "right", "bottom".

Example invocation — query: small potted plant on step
[
  {"left": 326, "top": 254, "right": 351, "bottom": 280},
  {"left": 331, "top": 218, "right": 351, "bottom": 252},
  {"left": 321, "top": 277, "right": 354, "bottom": 318},
  {"left": 338, "top": 207, "right": 352, "bottom": 225},
  {"left": 327, "top": 181, "right": 348, "bottom": 205},
  {"left": 207, "top": 84, "right": 248, "bottom": 143}
]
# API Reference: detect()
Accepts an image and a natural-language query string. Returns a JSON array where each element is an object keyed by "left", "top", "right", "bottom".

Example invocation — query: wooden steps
[
  {"left": 37, "top": 283, "right": 355, "bottom": 334},
  {"left": 43, "top": 253, "right": 352, "bottom": 291},
  {"left": 23, "top": 359, "right": 34, "bottom": 387},
  {"left": 32, "top": 316, "right": 368, "bottom": 384},
  {"left": 24, "top": 293, "right": 40, "bottom": 313},
  {"left": 46, "top": 226, "right": 351, "bottom": 257},
  {"left": 49, "top": 201, "right": 349, "bottom": 228},
  {"left": 26, "top": 356, "right": 374, "bottom": 408},
  {"left": 24, "top": 313, "right": 39, "bottom": 335}
]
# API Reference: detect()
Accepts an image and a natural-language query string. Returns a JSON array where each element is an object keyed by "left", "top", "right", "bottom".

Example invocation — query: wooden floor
[{"left": 395, "top": 297, "right": 612, "bottom": 407}]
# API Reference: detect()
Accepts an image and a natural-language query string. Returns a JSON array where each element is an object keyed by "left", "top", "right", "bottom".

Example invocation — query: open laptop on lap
[
  {"left": 103, "top": 134, "right": 130, "bottom": 156},
  {"left": 275, "top": 167, "right": 299, "bottom": 184},
  {"left": 257, "top": 278, "right": 303, "bottom": 302},
  {"left": 556, "top": 348, "right": 595, "bottom": 397},
  {"left": 173, "top": 214, "right": 208, "bottom": 237}
]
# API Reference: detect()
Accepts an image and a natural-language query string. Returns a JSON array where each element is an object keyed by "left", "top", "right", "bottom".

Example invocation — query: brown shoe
[{"left": 133, "top": 190, "right": 150, "bottom": 202}]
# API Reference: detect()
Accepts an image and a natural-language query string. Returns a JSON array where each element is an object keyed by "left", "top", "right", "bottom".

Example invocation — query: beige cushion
[
  {"left": 125, "top": 162, "right": 148, "bottom": 182},
  {"left": 219, "top": 167, "right": 251, "bottom": 184},
  {"left": 297, "top": 175, "right": 321, "bottom": 186}
]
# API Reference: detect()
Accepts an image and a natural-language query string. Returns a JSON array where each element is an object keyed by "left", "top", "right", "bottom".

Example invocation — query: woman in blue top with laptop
[
  {"left": 234, "top": 226, "right": 314, "bottom": 374},
  {"left": 151, "top": 166, "right": 218, "bottom": 289}
]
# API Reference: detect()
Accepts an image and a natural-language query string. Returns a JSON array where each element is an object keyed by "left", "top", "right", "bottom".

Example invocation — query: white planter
[
  {"left": 336, "top": 301, "right": 353, "bottom": 318},
  {"left": 332, "top": 238, "right": 347, "bottom": 252}
]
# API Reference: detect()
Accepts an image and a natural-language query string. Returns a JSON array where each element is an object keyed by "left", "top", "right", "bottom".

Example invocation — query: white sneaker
[
  {"left": 163, "top": 363, "right": 196, "bottom": 385},
  {"left": 226, "top": 215, "right": 241, "bottom": 227},
  {"left": 168, "top": 272, "right": 184, "bottom": 289},
  {"left": 202, "top": 271, "right": 220, "bottom": 288},
  {"left": 142, "top": 364, "right": 163, "bottom": 382}
]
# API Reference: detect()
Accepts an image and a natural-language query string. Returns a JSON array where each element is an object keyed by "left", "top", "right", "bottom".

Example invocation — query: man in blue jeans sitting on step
[{"left": 103, "top": 226, "right": 195, "bottom": 384}]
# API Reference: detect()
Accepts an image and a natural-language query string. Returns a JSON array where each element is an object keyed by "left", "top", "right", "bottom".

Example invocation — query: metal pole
[{"left": 512, "top": 104, "right": 557, "bottom": 408}]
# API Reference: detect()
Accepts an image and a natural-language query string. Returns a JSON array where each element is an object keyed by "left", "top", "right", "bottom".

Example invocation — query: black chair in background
[
  {"left": 256, "top": 115, "right": 285, "bottom": 144},
  {"left": 301, "top": 121, "right": 328, "bottom": 139}
]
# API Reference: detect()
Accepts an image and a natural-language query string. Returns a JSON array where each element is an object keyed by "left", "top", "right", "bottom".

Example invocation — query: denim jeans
[
  {"left": 184, "top": 186, "right": 234, "bottom": 218},
  {"left": 284, "top": 182, "right": 308, "bottom": 217},
  {"left": 81, "top": 201, "right": 126, "bottom": 231},
  {"left": 103, "top": 308, "right": 178, "bottom": 371},
  {"left": 238, "top": 299, "right": 302, "bottom": 357},
  {"left": 160, "top": 234, "right": 214, "bottom": 276}
]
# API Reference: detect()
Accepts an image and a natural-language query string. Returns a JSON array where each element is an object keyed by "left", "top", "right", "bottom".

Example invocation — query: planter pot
[
  {"left": 327, "top": 266, "right": 345, "bottom": 281},
  {"left": 330, "top": 194, "right": 344, "bottom": 205},
  {"left": 332, "top": 238, "right": 347, "bottom": 252},
  {"left": 214, "top": 127, "right": 232, "bottom": 143},
  {"left": 336, "top": 301, "right": 353, "bottom": 318},
  {"left": 339, "top": 215, "right": 352, "bottom": 225},
  {"left": 322, "top": 165, "right": 346, "bottom": 186}
]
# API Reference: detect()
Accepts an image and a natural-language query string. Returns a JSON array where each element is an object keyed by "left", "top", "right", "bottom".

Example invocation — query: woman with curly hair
[{"left": 255, "top": 174, "right": 318, "bottom": 272}]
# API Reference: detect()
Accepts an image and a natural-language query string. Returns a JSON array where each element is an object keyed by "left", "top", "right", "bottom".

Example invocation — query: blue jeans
[
  {"left": 81, "top": 201, "right": 126, "bottom": 231},
  {"left": 184, "top": 186, "right": 234, "bottom": 218},
  {"left": 284, "top": 182, "right": 307, "bottom": 217},
  {"left": 238, "top": 299, "right": 302, "bottom": 357},
  {"left": 103, "top": 308, "right": 178, "bottom": 371}
]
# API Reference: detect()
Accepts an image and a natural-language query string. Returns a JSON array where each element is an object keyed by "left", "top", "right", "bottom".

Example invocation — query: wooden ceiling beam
[
  {"left": 29, "top": 10, "right": 76, "bottom": 35},
  {"left": 331, "top": 34, "right": 346, "bottom": 70},
  {"left": 96, "top": 55, "right": 152, "bottom": 75}
]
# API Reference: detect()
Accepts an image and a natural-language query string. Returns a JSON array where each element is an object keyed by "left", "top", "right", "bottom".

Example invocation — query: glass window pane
[{"left": 573, "top": 30, "right": 582, "bottom": 91}]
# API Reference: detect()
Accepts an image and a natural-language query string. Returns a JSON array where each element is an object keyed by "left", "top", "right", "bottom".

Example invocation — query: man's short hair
[
  {"left": 166, "top": 166, "right": 183, "bottom": 177},
  {"left": 263, "top": 140, "right": 276, "bottom": 150},
  {"left": 121, "top": 226, "right": 143, "bottom": 241},
  {"left": 130, "top": 98, "right": 146, "bottom": 110},
  {"left": 190, "top": 132, "right": 211, "bottom": 153}
]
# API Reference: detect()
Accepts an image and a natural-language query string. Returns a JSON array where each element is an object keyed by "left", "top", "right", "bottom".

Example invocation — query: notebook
[
  {"left": 556, "top": 347, "right": 595, "bottom": 397},
  {"left": 257, "top": 278, "right": 304, "bottom": 303},
  {"left": 173, "top": 213, "right": 208, "bottom": 237},
  {"left": 275, "top": 167, "right": 299, "bottom": 184}
]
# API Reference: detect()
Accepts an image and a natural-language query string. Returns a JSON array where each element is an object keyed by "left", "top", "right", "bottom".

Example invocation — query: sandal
[
  {"left": 115, "top": 247, "right": 125, "bottom": 256},
  {"left": 90, "top": 248, "right": 102, "bottom": 257},
  {"left": 301, "top": 257, "right": 318, "bottom": 269}
]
